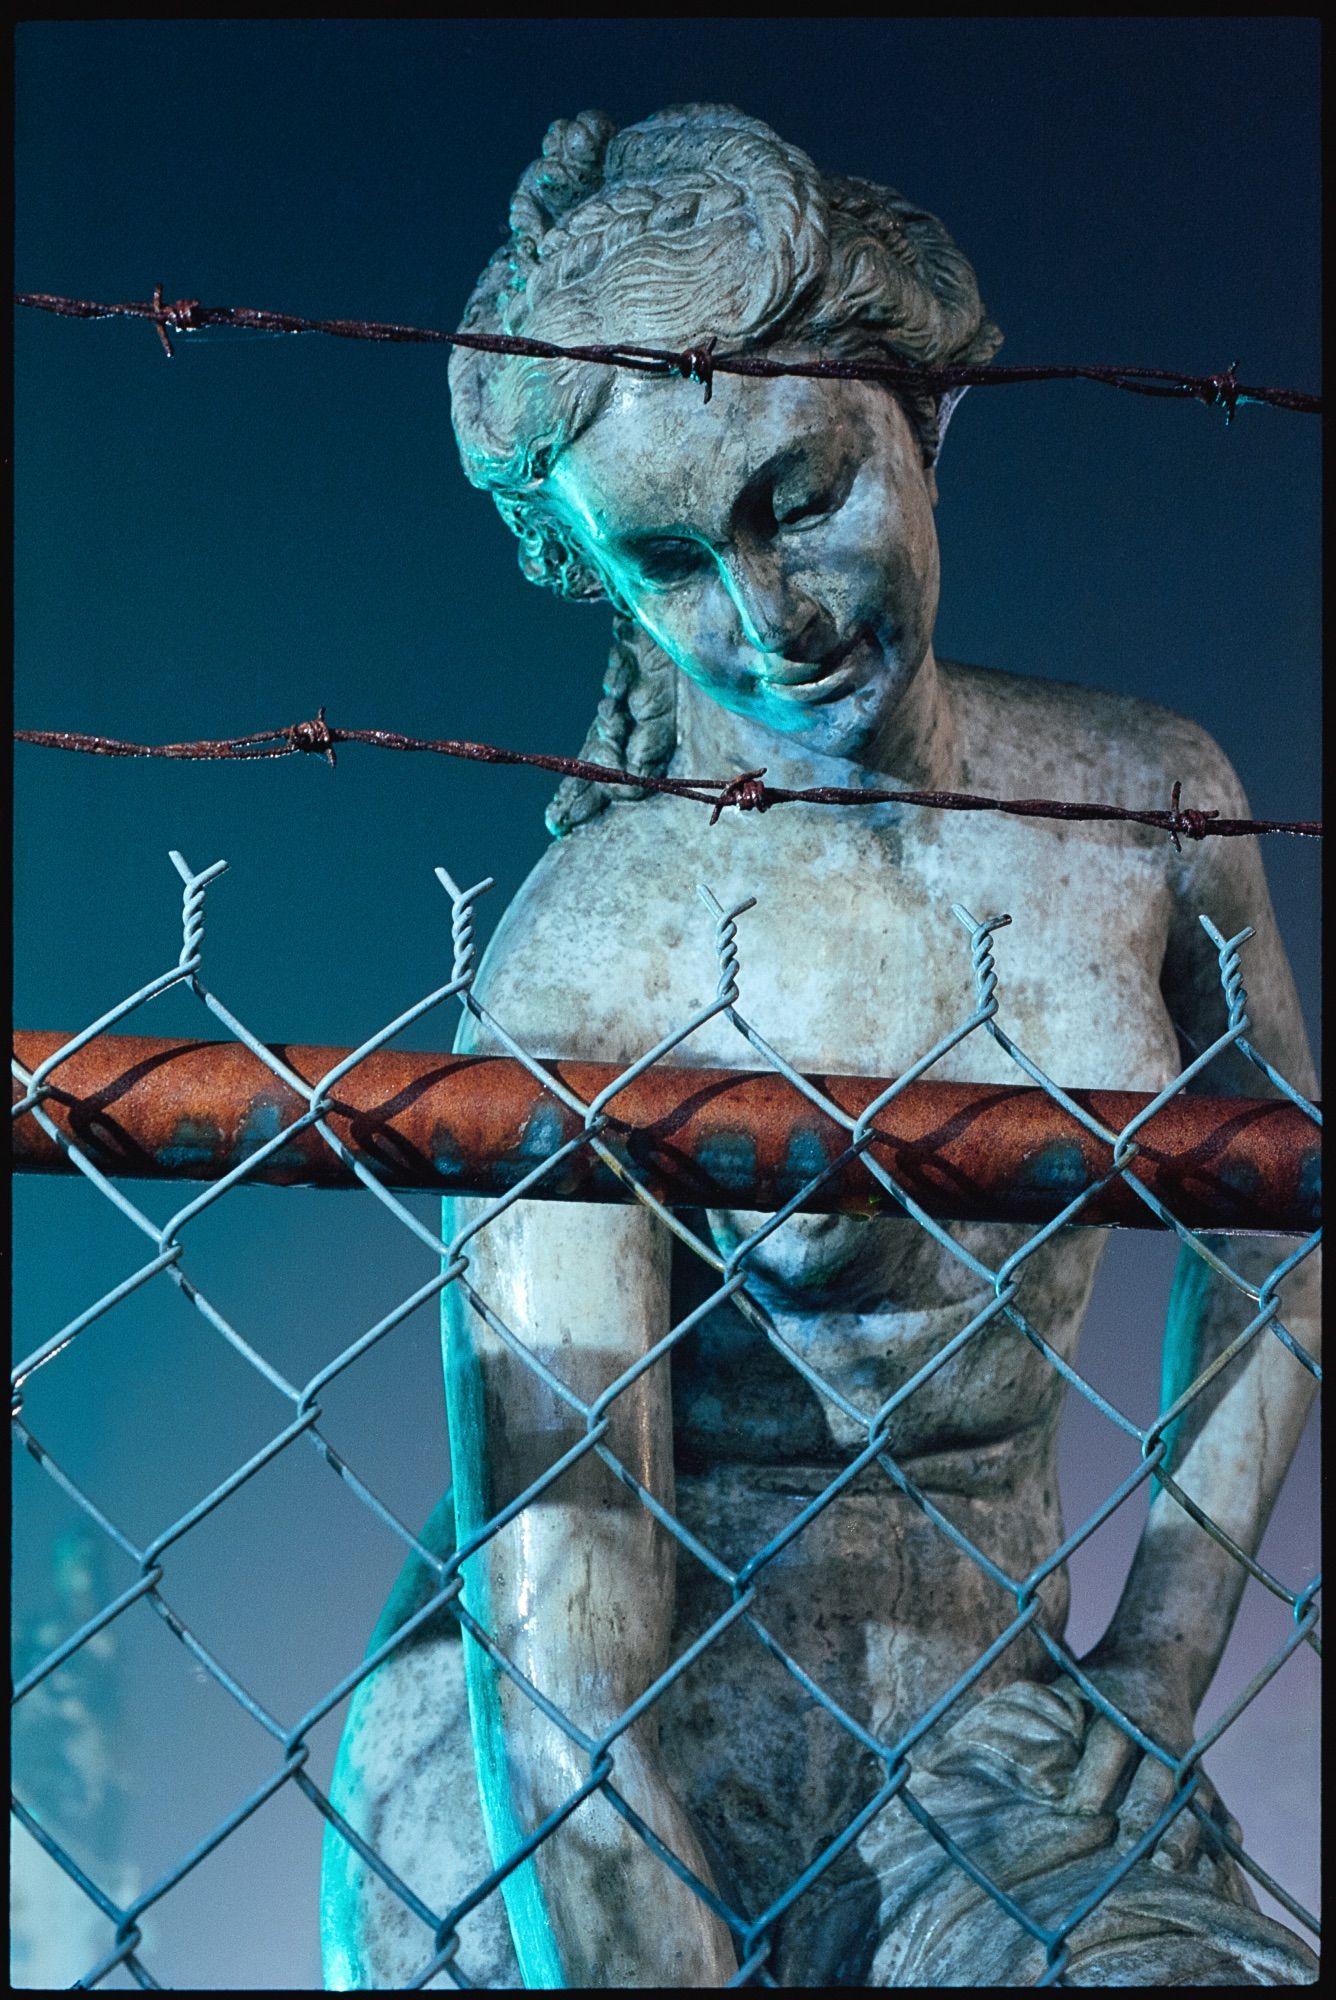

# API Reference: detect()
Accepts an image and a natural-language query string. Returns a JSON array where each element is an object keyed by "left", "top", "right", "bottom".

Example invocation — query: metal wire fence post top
[
  {"left": 697, "top": 883, "right": 758, "bottom": 1005},
  {"left": 168, "top": 850, "right": 229, "bottom": 972},
  {"left": 1201, "top": 914, "right": 1257, "bottom": 1031},
  {"left": 435, "top": 865, "right": 496, "bottom": 990}
]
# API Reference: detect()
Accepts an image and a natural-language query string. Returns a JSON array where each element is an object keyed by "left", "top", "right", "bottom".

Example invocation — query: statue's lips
[{"left": 757, "top": 630, "right": 869, "bottom": 700}]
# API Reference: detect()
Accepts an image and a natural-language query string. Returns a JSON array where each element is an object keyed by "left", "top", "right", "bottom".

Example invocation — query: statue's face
[{"left": 546, "top": 371, "right": 941, "bottom": 756}]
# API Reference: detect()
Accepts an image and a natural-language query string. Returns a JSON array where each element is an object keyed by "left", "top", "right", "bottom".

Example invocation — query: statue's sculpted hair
[{"left": 448, "top": 104, "right": 1002, "bottom": 833}]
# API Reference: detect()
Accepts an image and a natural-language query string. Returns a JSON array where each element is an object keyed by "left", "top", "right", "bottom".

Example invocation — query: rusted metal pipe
[{"left": 11, "top": 1030, "right": 1320, "bottom": 1234}]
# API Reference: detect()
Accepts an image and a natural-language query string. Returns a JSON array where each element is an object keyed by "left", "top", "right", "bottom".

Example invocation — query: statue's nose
[{"left": 720, "top": 551, "right": 828, "bottom": 662}]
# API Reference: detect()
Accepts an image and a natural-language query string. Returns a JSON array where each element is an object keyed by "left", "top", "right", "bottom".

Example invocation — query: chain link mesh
[{"left": 10, "top": 850, "right": 1321, "bottom": 1987}]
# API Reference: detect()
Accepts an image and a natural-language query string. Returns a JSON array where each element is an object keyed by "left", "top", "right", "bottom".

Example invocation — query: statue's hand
[{"left": 1060, "top": 1651, "right": 1234, "bottom": 1872}]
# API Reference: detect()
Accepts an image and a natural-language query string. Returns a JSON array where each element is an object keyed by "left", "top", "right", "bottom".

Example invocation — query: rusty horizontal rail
[{"left": 12, "top": 1030, "right": 1319, "bottom": 1234}]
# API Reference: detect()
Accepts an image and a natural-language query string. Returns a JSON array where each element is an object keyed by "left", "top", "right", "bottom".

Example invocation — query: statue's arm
[
  {"left": 1065, "top": 743, "right": 1320, "bottom": 1856},
  {"left": 444, "top": 1190, "right": 737, "bottom": 1986}
]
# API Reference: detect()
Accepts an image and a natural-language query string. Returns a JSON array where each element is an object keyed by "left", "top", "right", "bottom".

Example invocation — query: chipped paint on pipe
[{"left": 11, "top": 1030, "right": 1320, "bottom": 1234}]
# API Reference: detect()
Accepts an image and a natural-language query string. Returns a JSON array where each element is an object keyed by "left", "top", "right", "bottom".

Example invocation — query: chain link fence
[{"left": 10, "top": 850, "right": 1321, "bottom": 1987}]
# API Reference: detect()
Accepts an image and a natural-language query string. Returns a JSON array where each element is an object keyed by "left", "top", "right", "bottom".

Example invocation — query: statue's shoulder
[
  {"left": 942, "top": 659, "right": 1246, "bottom": 812},
  {"left": 474, "top": 810, "right": 628, "bottom": 974},
  {"left": 529, "top": 792, "right": 706, "bottom": 908},
  {"left": 463, "top": 797, "right": 707, "bottom": 1057}
]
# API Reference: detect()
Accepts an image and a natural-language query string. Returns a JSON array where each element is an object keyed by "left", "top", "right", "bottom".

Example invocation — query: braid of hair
[{"left": 546, "top": 613, "right": 679, "bottom": 837}]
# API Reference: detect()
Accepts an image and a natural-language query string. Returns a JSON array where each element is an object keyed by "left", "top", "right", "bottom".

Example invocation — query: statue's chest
[
  {"left": 494, "top": 803, "right": 1182, "bottom": 1320},
  {"left": 657, "top": 817, "right": 1175, "bottom": 1439},
  {"left": 663, "top": 813, "right": 1182, "bottom": 1102}
]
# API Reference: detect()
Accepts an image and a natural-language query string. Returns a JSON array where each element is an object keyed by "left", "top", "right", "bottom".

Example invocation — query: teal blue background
[{"left": 13, "top": 20, "right": 1319, "bottom": 1986}]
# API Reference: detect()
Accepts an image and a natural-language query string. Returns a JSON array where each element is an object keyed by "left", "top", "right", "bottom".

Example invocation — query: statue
[{"left": 320, "top": 105, "right": 1319, "bottom": 1986}]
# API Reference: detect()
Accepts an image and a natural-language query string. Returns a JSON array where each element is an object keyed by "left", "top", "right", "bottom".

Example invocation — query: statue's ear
[{"left": 924, "top": 465, "right": 940, "bottom": 507}]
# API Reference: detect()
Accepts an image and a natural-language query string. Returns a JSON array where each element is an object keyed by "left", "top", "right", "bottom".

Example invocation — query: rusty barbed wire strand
[
  {"left": 13, "top": 714, "right": 1322, "bottom": 842},
  {"left": 12, "top": 287, "right": 1322, "bottom": 418}
]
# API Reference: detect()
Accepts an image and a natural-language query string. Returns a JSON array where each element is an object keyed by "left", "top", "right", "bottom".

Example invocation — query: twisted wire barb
[
  {"left": 698, "top": 884, "right": 758, "bottom": 1002},
  {"left": 1203, "top": 916, "right": 1257, "bottom": 1031},
  {"left": 169, "top": 849, "right": 227, "bottom": 971},
  {"left": 436, "top": 866, "right": 496, "bottom": 989},
  {"left": 955, "top": 906, "right": 1012, "bottom": 1012},
  {"left": 13, "top": 288, "right": 1322, "bottom": 418},
  {"left": 12, "top": 718, "right": 1322, "bottom": 841}
]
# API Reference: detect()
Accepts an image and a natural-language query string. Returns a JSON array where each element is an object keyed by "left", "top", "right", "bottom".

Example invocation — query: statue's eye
[
  {"left": 634, "top": 538, "right": 705, "bottom": 586},
  {"left": 776, "top": 488, "right": 835, "bottom": 530},
  {"left": 770, "top": 456, "right": 857, "bottom": 533}
]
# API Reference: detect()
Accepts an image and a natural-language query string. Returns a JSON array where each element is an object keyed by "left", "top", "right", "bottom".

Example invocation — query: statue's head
[{"left": 449, "top": 105, "right": 1002, "bottom": 823}]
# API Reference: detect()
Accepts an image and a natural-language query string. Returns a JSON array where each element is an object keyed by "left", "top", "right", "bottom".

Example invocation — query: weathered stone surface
[{"left": 322, "top": 103, "right": 1319, "bottom": 1987}]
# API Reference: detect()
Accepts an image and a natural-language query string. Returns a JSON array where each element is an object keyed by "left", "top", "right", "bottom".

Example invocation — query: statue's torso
[
  {"left": 327, "top": 670, "right": 1292, "bottom": 1987},
  {"left": 459, "top": 663, "right": 1189, "bottom": 1768},
  {"left": 470, "top": 724, "right": 1182, "bottom": 1394}
]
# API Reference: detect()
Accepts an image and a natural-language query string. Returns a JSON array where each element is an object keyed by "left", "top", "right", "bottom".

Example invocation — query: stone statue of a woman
[{"left": 321, "top": 105, "right": 1319, "bottom": 1987}]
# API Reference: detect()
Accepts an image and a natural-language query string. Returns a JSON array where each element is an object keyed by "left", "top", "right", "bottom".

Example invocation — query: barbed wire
[
  {"left": 14, "top": 715, "right": 1322, "bottom": 845},
  {"left": 15, "top": 288, "right": 1321, "bottom": 847},
  {"left": 13, "top": 287, "right": 1323, "bottom": 418}
]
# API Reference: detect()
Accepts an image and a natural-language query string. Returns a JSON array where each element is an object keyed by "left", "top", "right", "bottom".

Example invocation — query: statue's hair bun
[{"left": 508, "top": 111, "right": 615, "bottom": 258}]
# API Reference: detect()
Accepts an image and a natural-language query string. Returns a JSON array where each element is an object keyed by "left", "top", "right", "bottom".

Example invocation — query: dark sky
[{"left": 12, "top": 20, "right": 1320, "bottom": 1987}]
